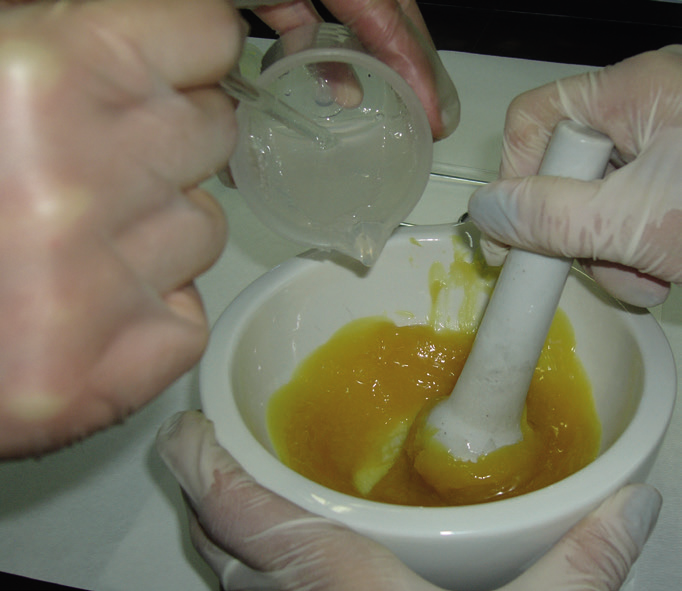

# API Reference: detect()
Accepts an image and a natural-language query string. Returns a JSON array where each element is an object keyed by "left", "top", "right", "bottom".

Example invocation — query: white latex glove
[
  {"left": 0, "top": 0, "right": 244, "bottom": 458},
  {"left": 157, "top": 411, "right": 662, "bottom": 591},
  {"left": 468, "top": 45, "right": 682, "bottom": 308},
  {"left": 245, "top": 0, "right": 460, "bottom": 140}
]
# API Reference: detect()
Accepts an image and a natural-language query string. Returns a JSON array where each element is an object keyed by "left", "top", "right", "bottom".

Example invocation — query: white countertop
[{"left": 0, "top": 43, "right": 679, "bottom": 591}]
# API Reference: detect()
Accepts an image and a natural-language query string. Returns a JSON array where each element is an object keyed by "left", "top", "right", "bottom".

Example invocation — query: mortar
[{"left": 200, "top": 223, "right": 676, "bottom": 590}]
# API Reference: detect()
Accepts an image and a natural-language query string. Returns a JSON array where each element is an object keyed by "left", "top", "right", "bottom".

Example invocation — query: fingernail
[
  {"left": 335, "top": 76, "right": 363, "bottom": 109},
  {"left": 436, "top": 78, "right": 460, "bottom": 138},
  {"left": 434, "top": 100, "right": 460, "bottom": 139},
  {"left": 217, "top": 166, "right": 236, "bottom": 189}
]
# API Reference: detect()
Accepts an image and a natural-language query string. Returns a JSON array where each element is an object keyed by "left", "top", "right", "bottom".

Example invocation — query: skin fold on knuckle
[
  {"left": 196, "top": 474, "right": 276, "bottom": 561},
  {"left": 563, "top": 516, "right": 637, "bottom": 590}
]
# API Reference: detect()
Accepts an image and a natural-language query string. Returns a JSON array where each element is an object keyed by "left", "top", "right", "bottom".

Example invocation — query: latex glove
[
  {"left": 157, "top": 410, "right": 662, "bottom": 591},
  {"left": 243, "top": 0, "right": 460, "bottom": 140},
  {"left": 0, "top": 0, "right": 245, "bottom": 458},
  {"left": 468, "top": 45, "right": 682, "bottom": 308}
]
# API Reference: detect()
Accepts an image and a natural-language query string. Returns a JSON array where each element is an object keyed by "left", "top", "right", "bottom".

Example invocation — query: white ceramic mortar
[{"left": 200, "top": 223, "right": 676, "bottom": 590}]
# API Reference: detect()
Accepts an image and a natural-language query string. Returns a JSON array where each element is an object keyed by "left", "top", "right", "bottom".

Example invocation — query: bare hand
[
  {"left": 250, "top": 0, "right": 460, "bottom": 140},
  {"left": 0, "top": 0, "right": 245, "bottom": 457}
]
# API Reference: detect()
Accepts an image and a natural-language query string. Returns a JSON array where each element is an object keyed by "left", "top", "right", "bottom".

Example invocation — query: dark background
[
  {"left": 3, "top": 1, "right": 681, "bottom": 590},
  {"left": 244, "top": 0, "right": 682, "bottom": 66}
]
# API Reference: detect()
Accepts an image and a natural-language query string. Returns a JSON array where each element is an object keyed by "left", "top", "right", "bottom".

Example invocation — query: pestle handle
[{"left": 431, "top": 120, "right": 613, "bottom": 460}]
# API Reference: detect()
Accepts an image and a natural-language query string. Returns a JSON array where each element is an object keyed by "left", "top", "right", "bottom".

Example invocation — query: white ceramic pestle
[{"left": 423, "top": 120, "right": 614, "bottom": 462}]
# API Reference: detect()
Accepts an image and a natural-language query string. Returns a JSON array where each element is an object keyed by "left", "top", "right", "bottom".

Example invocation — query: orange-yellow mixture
[
  {"left": 267, "top": 311, "right": 601, "bottom": 507},
  {"left": 268, "top": 236, "right": 601, "bottom": 507}
]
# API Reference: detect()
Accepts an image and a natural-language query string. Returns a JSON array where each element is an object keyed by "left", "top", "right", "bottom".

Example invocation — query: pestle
[{"left": 417, "top": 120, "right": 613, "bottom": 463}]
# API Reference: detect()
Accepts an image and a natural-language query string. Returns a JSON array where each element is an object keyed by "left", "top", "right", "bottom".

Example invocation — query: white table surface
[{"left": 0, "top": 42, "right": 680, "bottom": 591}]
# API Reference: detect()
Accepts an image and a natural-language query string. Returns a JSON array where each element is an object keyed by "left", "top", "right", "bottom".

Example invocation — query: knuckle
[{"left": 563, "top": 516, "right": 636, "bottom": 589}]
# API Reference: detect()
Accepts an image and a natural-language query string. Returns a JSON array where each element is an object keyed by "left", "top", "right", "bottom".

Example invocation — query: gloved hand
[
  {"left": 244, "top": 0, "right": 460, "bottom": 140},
  {"left": 0, "top": 0, "right": 244, "bottom": 457},
  {"left": 157, "top": 410, "right": 662, "bottom": 591},
  {"left": 468, "top": 45, "right": 682, "bottom": 308}
]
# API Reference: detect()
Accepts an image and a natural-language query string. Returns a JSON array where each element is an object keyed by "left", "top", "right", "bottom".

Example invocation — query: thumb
[
  {"left": 500, "top": 484, "right": 662, "bottom": 591},
  {"left": 156, "top": 411, "right": 440, "bottom": 591}
]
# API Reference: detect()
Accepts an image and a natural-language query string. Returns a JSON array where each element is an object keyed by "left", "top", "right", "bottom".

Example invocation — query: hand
[
  {"left": 468, "top": 45, "right": 682, "bottom": 308},
  {"left": 246, "top": 0, "right": 460, "bottom": 140},
  {"left": 157, "top": 410, "right": 661, "bottom": 591},
  {"left": 0, "top": 0, "right": 245, "bottom": 457}
]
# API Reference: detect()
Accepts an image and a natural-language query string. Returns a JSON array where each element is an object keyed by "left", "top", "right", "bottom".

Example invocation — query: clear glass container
[{"left": 230, "top": 24, "right": 433, "bottom": 266}]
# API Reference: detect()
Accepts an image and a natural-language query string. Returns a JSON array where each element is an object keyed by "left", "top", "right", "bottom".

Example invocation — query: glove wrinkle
[
  {"left": 156, "top": 411, "right": 440, "bottom": 591},
  {"left": 469, "top": 46, "right": 682, "bottom": 307},
  {"left": 500, "top": 484, "right": 661, "bottom": 591}
]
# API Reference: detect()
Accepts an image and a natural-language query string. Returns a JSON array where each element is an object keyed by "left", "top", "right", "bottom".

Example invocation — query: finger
[
  {"left": 156, "top": 411, "right": 320, "bottom": 547},
  {"left": 163, "top": 282, "right": 212, "bottom": 331},
  {"left": 469, "top": 174, "right": 629, "bottom": 263},
  {"left": 185, "top": 507, "right": 279, "bottom": 590},
  {"left": 121, "top": 86, "right": 238, "bottom": 190},
  {"left": 478, "top": 234, "right": 510, "bottom": 268},
  {"left": 217, "top": 165, "right": 237, "bottom": 189},
  {"left": 91, "top": 86, "right": 236, "bottom": 235},
  {"left": 255, "top": 0, "right": 459, "bottom": 138},
  {"left": 476, "top": 231, "right": 671, "bottom": 307},
  {"left": 500, "top": 48, "right": 682, "bottom": 178},
  {"left": 0, "top": 283, "right": 210, "bottom": 458},
  {"left": 252, "top": 0, "right": 322, "bottom": 34},
  {"left": 116, "top": 186, "right": 227, "bottom": 296},
  {"left": 580, "top": 260, "right": 670, "bottom": 308},
  {"left": 469, "top": 171, "right": 678, "bottom": 306},
  {"left": 186, "top": 508, "right": 234, "bottom": 578},
  {"left": 312, "top": 61, "right": 364, "bottom": 108},
  {"left": 469, "top": 176, "right": 597, "bottom": 259},
  {"left": 92, "top": 283, "right": 211, "bottom": 403},
  {"left": 498, "top": 72, "right": 617, "bottom": 179},
  {"left": 252, "top": 0, "right": 429, "bottom": 40},
  {"left": 324, "top": 0, "right": 459, "bottom": 139},
  {"left": 156, "top": 411, "right": 441, "bottom": 591},
  {"left": 500, "top": 484, "right": 661, "bottom": 591},
  {"left": 252, "top": 3, "right": 365, "bottom": 109},
  {"left": 77, "top": 0, "right": 246, "bottom": 88}
]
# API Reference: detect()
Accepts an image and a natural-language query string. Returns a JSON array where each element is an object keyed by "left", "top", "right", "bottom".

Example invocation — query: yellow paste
[{"left": 267, "top": 239, "right": 601, "bottom": 507}]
